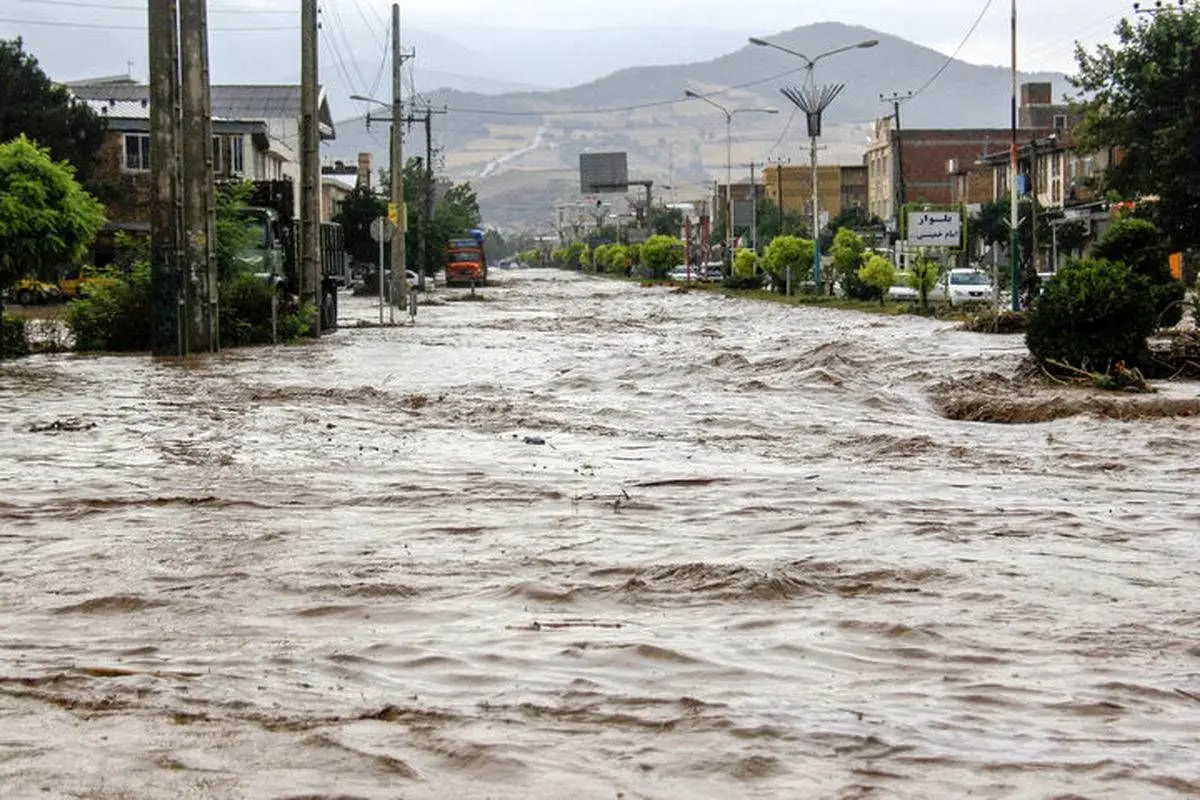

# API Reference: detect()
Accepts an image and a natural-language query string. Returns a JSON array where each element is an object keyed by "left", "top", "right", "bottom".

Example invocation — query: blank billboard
[{"left": 580, "top": 152, "right": 628, "bottom": 194}]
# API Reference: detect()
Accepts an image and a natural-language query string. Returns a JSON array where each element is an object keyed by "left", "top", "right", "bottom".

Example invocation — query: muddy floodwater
[{"left": 1, "top": 270, "right": 1198, "bottom": 799}]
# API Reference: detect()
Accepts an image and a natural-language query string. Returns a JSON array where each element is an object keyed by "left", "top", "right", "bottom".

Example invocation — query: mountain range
[{"left": 326, "top": 22, "right": 1068, "bottom": 230}]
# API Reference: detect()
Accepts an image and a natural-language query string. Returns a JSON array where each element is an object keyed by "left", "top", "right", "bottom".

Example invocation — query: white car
[
  {"left": 887, "top": 281, "right": 919, "bottom": 302},
  {"left": 933, "top": 269, "right": 994, "bottom": 306}
]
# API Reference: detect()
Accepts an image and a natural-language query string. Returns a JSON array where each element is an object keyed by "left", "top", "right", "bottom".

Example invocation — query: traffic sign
[{"left": 370, "top": 216, "right": 396, "bottom": 243}]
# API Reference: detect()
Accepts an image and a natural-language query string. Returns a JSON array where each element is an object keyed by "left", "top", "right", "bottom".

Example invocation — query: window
[
  {"left": 229, "top": 135, "right": 244, "bottom": 175},
  {"left": 212, "top": 135, "right": 223, "bottom": 174},
  {"left": 123, "top": 133, "right": 150, "bottom": 172},
  {"left": 1053, "top": 114, "right": 1067, "bottom": 130}
]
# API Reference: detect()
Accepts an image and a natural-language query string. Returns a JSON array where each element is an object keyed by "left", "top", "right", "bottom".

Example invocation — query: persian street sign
[
  {"left": 579, "top": 151, "right": 628, "bottom": 194},
  {"left": 906, "top": 210, "right": 962, "bottom": 247}
]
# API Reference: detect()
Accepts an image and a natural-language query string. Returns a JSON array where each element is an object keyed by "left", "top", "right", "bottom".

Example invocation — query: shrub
[
  {"left": 640, "top": 235, "right": 684, "bottom": 280},
  {"left": 963, "top": 310, "right": 1027, "bottom": 334},
  {"left": 1, "top": 311, "right": 30, "bottom": 358},
  {"left": 762, "top": 235, "right": 814, "bottom": 294},
  {"left": 829, "top": 228, "right": 866, "bottom": 291},
  {"left": 63, "top": 264, "right": 151, "bottom": 351},
  {"left": 1025, "top": 257, "right": 1157, "bottom": 371},
  {"left": 733, "top": 248, "right": 758, "bottom": 278},
  {"left": 1093, "top": 216, "right": 1184, "bottom": 327},
  {"left": 857, "top": 254, "right": 895, "bottom": 305},
  {"left": 909, "top": 256, "right": 939, "bottom": 309},
  {"left": 723, "top": 274, "right": 763, "bottom": 291}
]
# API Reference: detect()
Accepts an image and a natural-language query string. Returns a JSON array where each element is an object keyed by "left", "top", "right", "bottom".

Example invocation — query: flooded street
[{"left": 1, "top": 269, "right": 1197, "bottom": 798}]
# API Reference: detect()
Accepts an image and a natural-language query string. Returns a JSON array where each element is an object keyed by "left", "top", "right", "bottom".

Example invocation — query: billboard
[
  {"left": 579, "top": 152, "right": 628, "bottom": 194},
  {"left": 906, "top": 210, "right": 962, "bottom": 248}
]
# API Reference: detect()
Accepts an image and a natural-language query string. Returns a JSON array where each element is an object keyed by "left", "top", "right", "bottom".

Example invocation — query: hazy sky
[
  {"left": 1, "top": 0, "right": 1136, "bottom": 75},
  {"left": 377, "top": 0, "right": 1132, "bottom": 72}
]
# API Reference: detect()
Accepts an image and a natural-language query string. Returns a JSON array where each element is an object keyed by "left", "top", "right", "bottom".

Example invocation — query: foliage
[
  {"left": 64, "top": 262, "right": 152, "bottom": 351},
  {"left": 1025, "top": 257, "right": 1158, "bottom": 371},
  {"left": 909, "top": 256, "right": 940, "bottom": 309},
  {"left": 604, "top": 244, "right": 630, "bottom": 274},
  {"left": 640, "top": 235, "right": 683, "bottom": 280},
  {"left": 427, "top": 176, "right": 482, "bottom": 275},
  {"left": 0, "top": 39, "right": 106, "bottom": 181},
  {"left": 755, "top": 196, "right": 809, "bottom": 242},
  {"left": 0, "top": 135, "right": 106, "bottom": 293},
  {"left": 857, "top": 254, "right": 896, "bottom": 305},
  {"left": 562, "top": 241, "right": 588, "bottom": 269},
  {"left": 333, "top": 186, "right": 388, "bottom": 267},
  {"left": 1071, "top": 8, "right": 1200, "bottom": 250},
  {"left": 1093, "top": 216, "right": 1186, "bottom": 327},
  {"left": 650, "top": 206, "right": 684, "bottom": 237},
  {"left": 733, "top": 248, "right": 758, "bottom": 278},
  {"left": 214, "top": 181, "right": 259, "bottom": 282},
  {"left": 219, "top": 272, "right": 315, "bottom": 346},
  {"left": 762, "top": 235, "right": 814, "bottom": 294},
  {"left": 829, "top": 228, "right": 867, "bottom": 291},
  {"left": 1, "top": 311, "right": 29, "bottom": 358}
]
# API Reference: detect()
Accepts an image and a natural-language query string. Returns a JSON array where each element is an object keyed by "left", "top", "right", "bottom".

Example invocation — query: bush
[
  {"left": 733, "top": 248, "right": 758, "bottom": 277},
  {"left": 641, "top": 235, "right": 683, "bottom": 280},
  {"left": 723, "top": 273, "right": 763, "bottom": 291},
  {"left": 1, "top": 311, "right": 30, "bottom": 358},
  {"left": 762, "top": 235, "right": 814, "bottom": 294},
  {"left": 909, "top": 256, "right": 939, "bottom": 309},
  {"left": 63, "top": 264, "right": 151, "bottom": 351},
  {"left": 963, "top": 310, "right": 1027, "bottom": 334},
  {"left": 857, "top": 254, "right": 895, "bottom": 305},
  {"left": 1093, "top": 216, "right": 1184, "bottom": 327},
  {"left": 1025, "top": 257, "right": 1157, "bottom": 371}
]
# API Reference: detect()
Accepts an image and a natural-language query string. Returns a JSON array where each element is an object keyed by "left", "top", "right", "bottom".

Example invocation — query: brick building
[
  {"left": 762, "top": 164, "right": 868, "bottom": 222},
  {"left": 865, "top": 82, "right": 1065, "bottom": 223}
]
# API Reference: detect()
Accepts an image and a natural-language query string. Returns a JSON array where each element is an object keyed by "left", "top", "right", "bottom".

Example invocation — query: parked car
[
  {"left": 887, "top": 272, "right": 919, "bottom": 302},
  {"left": 932, "top": 269, "right": 994, "bottom": 306},
  {"left": 668, "top": 265, "right": 696, "bottom": 282}
]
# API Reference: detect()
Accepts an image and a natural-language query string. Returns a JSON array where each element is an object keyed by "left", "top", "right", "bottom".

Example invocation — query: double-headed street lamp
[
  {"left": 749, "top": 36, "right": 878, "bottom": 291},
  {"left": 684, "top": 89, "right": 778, "bottom": 271}
]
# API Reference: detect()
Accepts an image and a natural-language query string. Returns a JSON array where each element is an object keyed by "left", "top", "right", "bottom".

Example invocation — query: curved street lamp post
[
  {"left": 750, "top": 36, "right": 878, "bottom": 292},
  {"left": 684, "top": 89, "right": 778, "bottom": 273}
]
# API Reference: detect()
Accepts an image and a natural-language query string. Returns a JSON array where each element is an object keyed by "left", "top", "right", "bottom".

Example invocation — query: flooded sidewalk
[{"left": 1, "top": 270, "right": 1197, "bottom": 798}]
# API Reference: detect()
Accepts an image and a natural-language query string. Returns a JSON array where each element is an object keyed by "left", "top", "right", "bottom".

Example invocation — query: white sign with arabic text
[{"left": 906, "top": 211, "right": 962, "bottom": 247}]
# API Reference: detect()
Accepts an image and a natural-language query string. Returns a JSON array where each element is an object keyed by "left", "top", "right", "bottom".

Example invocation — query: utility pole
[
  {"left": 390, "top": 2, "right": 408, "bottom": 320},
  {"left": 148, "top": 0, "right": 184, "bottom": 356},
  {"left": 179, "top": 0, "right": 216, "bottom": 352},
  {"left": 300, "top": 0, "right": 321, "bottom": 335},
  {"left": 768, "top": 156, "right": 790, "bottom": 224},
  {"left": 402, "top": 105, "right": 445, "bottom": 292},
  {"left": 1009, "top": 0, "right": 1020, "bottom": 312},
  {"left": 745, "top": 160, "right": 764, "bottom": 252},
  {"left": 880, "top": 91, "right": 912, "bottom": 215}
]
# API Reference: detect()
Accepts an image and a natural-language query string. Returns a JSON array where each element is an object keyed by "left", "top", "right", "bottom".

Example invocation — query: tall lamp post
[
  {"left": 684, "top": 89, "right": 777, "bottom": 272},
  {"left": 750, "top": 36, "right": 878, "bottom": 291}
]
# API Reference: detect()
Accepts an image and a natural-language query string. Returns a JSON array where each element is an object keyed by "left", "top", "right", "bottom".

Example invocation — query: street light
[
  {"left": 750, "top": 36, "right": 878, "bottom": 292},
  {"left": 684, "top": 89, "right": 778, "bottom": 272}
]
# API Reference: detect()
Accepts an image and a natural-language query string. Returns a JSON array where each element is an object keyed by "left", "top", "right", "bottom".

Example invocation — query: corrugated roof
[{"left": 70, "top": 82, "right": 335, "bottom": 139}]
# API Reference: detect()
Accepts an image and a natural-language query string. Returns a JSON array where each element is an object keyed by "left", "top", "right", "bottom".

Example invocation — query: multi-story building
[
  {"left": 865, "top": 82, "right": 1065, "bottom": 224},
  {"left": 761, "top": 164, "right": 868, "bottom": 223}
]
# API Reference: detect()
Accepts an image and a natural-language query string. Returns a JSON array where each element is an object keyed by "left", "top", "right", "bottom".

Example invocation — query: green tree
[
  {"left": 640, "top": 234, "right": 683, "bottom": 280},
  {"left": 649, "top": 206, "right": 684, "bottom": 237},
  {"left": 333, "top": 186, "right": 387, "bottom": 267},
  {"left": 733, "top": 248, "right": 758, "bottom": 277},
  {"left": 754, "top": 196, "right": 809, "bottom": 243},
  {"left": 762, "top": 235, "right": 814, "bottom": 294},
  {"left": 829, "top": 228, "right": 867, "bottom": 290},
  {"left": 0, "top": 134, "right": 106, "bottom": 292},
  {"left": 909, "top": 256, "right": 940, "bottom": 309},
  {"left": 1072, "top": 8, "right": 1200, "bottom": 250},
  {"left": 0, "top": 39, "right": 106, "bottom": 181},
  {"left": 857, "top": 254, "right": 896, "bottom": 305}
]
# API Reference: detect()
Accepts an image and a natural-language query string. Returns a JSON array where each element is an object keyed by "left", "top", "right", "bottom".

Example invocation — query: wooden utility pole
[
  {"left": 148, "top": 0, "right": 184, "bottom": 356},
  {"left": 179, "top": 0, "right": 216, "bottom": 351},
  {"left": 300, "top": 0, "right": 321, "bottom": 335},
  {"left": 768, "top": 156, "right": 789, "bottom": 221},
  {"left": 390, "top": 2, "right": 408, "bottom": 317}
]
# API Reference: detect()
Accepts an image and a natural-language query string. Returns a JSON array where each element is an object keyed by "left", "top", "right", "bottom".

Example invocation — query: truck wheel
[{"left": 15, "top": 289, "right": 32, "bottom": 306}]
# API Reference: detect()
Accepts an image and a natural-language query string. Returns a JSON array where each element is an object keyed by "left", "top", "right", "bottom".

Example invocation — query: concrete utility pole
[
  {"left": 148, "top": 0, "right": 184, "bottom": 356},
  {"left": 390, "top": 2, "right": 408, "bottom": 318},
  {"left": 179, "top": 0, "right": 216, "bottom": 352},
  {"left": 881, "top": 91, "right": 912, "bottom": 213},
  {"left": 746, "top": 161, "right": 764, "bottom": 252},
  {"left": 301, "top": 0, "right": 321, "bottom": 336},
  {"left": 1009, "top": 0, "right": 1020, "bottom": 312}
]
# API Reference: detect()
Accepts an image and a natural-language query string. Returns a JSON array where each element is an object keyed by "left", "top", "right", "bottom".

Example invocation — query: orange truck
[{"left": 445, "top": 230, "right": 488, "bottom": 287}]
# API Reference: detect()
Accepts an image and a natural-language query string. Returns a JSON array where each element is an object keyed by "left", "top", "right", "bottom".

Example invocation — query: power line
[
  {"left": 0, "top": 16, "right": 297, "bottom": 32},
  {"left": 912, "top": 0, "right": 995, "bottom": 98},
  {"left": 13, "top": 0, "right": 294, "bottom": 12}
]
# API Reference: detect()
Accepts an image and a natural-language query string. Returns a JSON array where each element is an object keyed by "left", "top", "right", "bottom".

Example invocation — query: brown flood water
[{"left": 1, "top": 269, "right": 1198, "bottom": 799}]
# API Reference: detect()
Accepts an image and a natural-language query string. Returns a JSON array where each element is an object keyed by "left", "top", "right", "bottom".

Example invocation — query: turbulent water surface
[{"left": 1, "top": 270, "right": 1197, "bottom": 799}]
